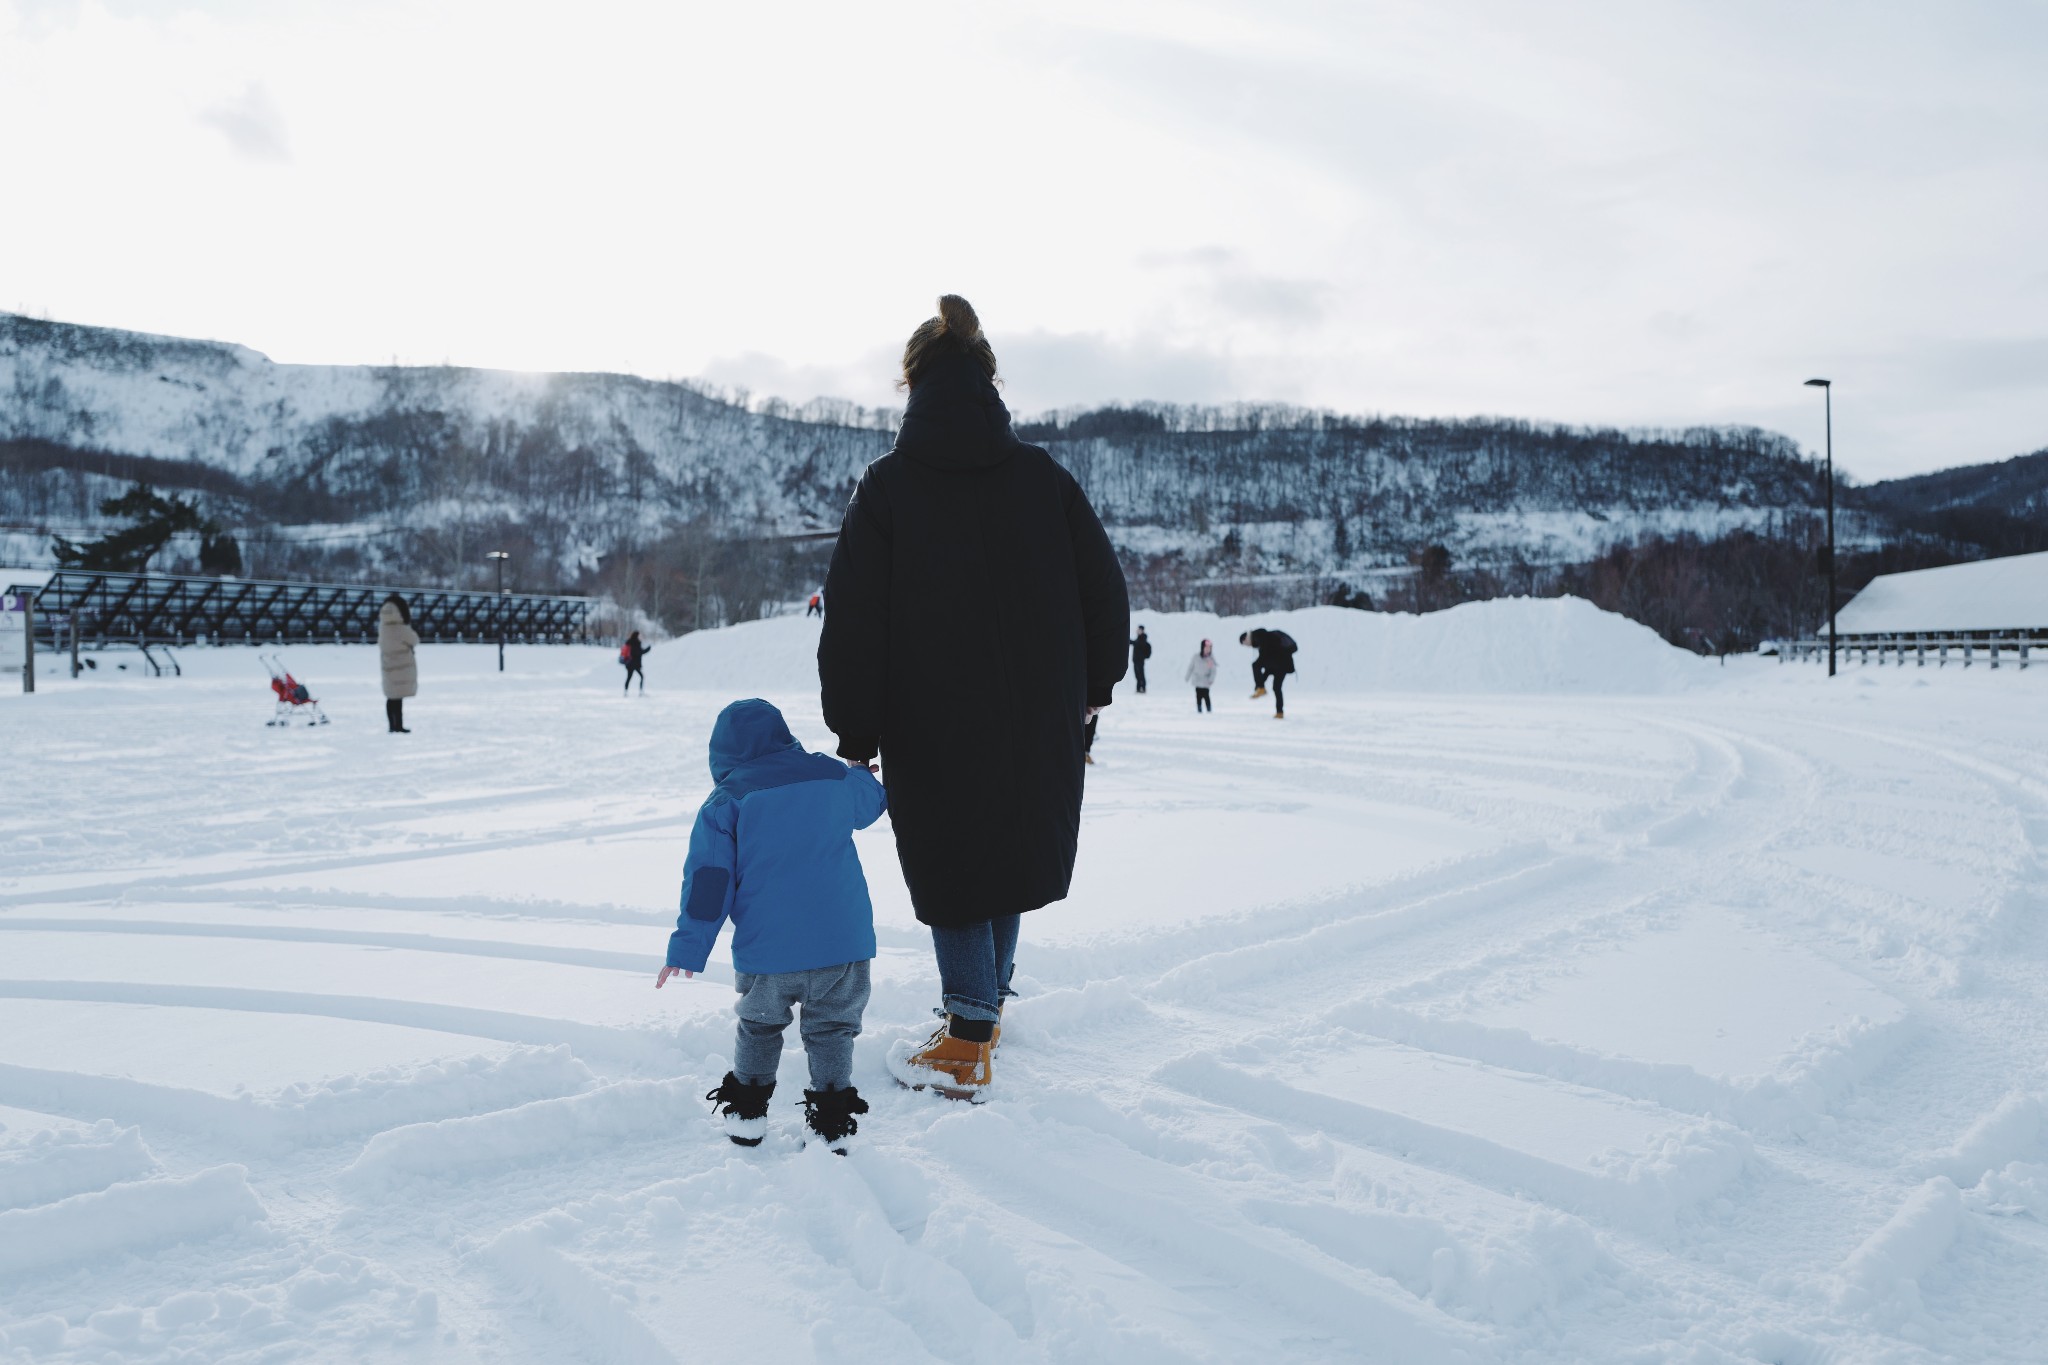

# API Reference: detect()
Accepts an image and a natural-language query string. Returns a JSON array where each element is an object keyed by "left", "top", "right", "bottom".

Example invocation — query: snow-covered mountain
[
  {"left": 9, "top": 310, "right": 2034, "bottom": 636},
  {"left": 1, "top": 311, "right": 1836, "bottom": 577},
  {"left": 2, "top": 312, "right": 895, "bottom": 580}
]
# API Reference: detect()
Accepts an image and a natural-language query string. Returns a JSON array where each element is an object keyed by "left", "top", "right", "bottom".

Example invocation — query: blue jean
[
  {"left": 732, "top": 960, "right": 871, "bottom": 1091},
  {"left": 930, "top": 914, "right": 1020, "bottom": 1023}
]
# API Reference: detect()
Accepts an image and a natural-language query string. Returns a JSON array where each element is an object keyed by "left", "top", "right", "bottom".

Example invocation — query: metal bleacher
[{"left": 10, "top": 570, "right": 593, "bottom": 648}]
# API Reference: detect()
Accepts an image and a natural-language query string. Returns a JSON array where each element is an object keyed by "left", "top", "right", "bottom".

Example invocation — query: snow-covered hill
[{"left": 666, "top": 598, "right": 1712, "bottom": 697}]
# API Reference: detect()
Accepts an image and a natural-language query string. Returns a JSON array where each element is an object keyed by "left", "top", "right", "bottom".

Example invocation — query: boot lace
[
  {"left": 705, "top": 1074, "right": 771, "bottom": 1120},
  {"left": 802, "top": 1089, "right": 871, "bottom": 1144}
]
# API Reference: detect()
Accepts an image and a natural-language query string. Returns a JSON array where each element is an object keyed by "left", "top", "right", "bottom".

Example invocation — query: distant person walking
[
  {"left": 820, "top": 295, "right": 1129, "bottom": 1100},
  {"left": 620, "top": 630, "right": 651, "bottom": 695},
  {"left": 1130, "top": 625, "right": 1151, "bottom": 693},
  {"left": 1240, "top": 627, "right": 1297, "bottom": 719},
  {"left": 806, "top": 592, "right": 824, "bottom": 619},
  {"left": 378, "top": 595, "right": 418, "bottom": 733},
  {"left": 1186, "top": 638, "right": 1218, "bottom": 712}
]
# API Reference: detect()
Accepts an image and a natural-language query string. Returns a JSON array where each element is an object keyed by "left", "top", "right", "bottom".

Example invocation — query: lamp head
[
  {"left": 487, "top": 550, "right": 510, "bottom": 560},
  {"left": 1803, "top": 378, "right": 1831, "bottom": 388}
]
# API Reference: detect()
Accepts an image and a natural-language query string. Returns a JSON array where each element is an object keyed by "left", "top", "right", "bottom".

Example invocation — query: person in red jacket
[{"left": 620, "top": 631, "right": 651, "bottom": 695}]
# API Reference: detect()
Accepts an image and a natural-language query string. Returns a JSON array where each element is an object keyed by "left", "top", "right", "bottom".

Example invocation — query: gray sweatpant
[{"left": 732, "top": 959, "right": 871, "bottom": 1092}]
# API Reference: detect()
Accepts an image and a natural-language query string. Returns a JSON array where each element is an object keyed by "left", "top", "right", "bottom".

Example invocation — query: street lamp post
[
  {"left": 1803, "top": 378, "right": 1836, "bottom": 678},
  {"left": 487, "top": 551, "right": 510, "bottom": 673}
]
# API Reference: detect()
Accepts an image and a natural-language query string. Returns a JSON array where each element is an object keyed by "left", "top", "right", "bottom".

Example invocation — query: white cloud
[{"left": 197, "top": 81, "right": 290, "bottom": 163}]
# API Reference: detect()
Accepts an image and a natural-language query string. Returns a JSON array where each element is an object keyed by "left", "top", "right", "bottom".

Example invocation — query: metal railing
[
  {"left": 1779, "top": 631, "right": 2043, "bottom": 669},
  {"left": 5, "top": 570, "right": 594, "bottom": 648}
]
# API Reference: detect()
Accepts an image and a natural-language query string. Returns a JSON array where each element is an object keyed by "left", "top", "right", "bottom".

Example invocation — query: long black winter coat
[{"left": 819, "top": 351, "right": 1129, "bottom": 927}]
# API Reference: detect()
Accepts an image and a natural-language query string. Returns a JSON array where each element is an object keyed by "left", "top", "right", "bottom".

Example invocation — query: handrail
[{"left": 1778, "top": 631, "right": 2039, "bottom": 669}]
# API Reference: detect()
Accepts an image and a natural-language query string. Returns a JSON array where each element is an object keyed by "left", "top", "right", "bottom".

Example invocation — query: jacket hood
[
  {"left": 709, "top": 698, "right": 801, "bottom": 783},
  {"left": 379, "top": 601, "right": 404, "bottom": 625},
  {"left": 893, "top": 349, "right": 1021, "bottom": 471}
]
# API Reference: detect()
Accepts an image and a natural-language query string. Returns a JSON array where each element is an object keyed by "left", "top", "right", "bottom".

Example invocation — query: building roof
[{"left": 1834, "top": 550, "right": 2048, "bottom": 635}]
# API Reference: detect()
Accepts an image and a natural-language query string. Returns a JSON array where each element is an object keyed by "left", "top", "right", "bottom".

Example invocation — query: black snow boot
[
  {"left": 705, "top": 1072, "right": 774, "bottom": 1147},
  {"left": 801, "top": 1086, "right": 870, "bottom": 1155}
]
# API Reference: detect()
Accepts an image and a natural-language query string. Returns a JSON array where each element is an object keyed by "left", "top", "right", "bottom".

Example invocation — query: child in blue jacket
[{"left": 655, "top": 698, "right": 888, "bottom": 1152}]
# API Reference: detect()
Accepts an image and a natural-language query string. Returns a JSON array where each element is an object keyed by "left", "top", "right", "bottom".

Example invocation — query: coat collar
[{"left": 892, "top": 349, "right": 1021, "bottom": 471}]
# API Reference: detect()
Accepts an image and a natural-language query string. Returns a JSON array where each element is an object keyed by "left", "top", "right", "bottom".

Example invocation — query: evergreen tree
[{"left": 51, "top": 484, "right": 225, "bottom": 573}]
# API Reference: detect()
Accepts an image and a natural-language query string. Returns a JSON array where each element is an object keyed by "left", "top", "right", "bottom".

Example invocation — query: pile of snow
[{"left": 667, "top": 595, "right": 1708, "bottom": 697}]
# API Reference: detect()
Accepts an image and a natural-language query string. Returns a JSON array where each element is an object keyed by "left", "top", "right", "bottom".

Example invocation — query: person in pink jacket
[{"left": 1185, "top": 639, "right": 1218, "bottom": 712}]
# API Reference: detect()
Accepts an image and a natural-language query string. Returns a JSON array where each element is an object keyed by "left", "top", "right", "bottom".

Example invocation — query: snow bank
[
  {"left": 1925, "top": 1090, "right": 2043, "bottom": 1185},
  {"left": 0, "top": 1120, "right": 155, "bottom": 1210},
  {"left": 667, "top": 595, "right": 1707, "bottom": 698},
  {"left": 343, "top": 1078, "right": 701, "bottom": 1190},
  {"left": 1834, "top": 1177, "right": 1963, "bottom": 1314},
  {"left": 0, "top": 1252, "right": 438, "bottom": 1358},
  {"left": 0, "top": 1164, "right": 265, "bottom": 1277},
  {"left": 0, "top": 1044, "right": 596, "bottom": 1148}
]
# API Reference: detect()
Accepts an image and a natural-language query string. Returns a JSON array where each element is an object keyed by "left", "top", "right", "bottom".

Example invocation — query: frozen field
[{"left": 2, "top": 606, "right": 2046, "bottom": 1363}]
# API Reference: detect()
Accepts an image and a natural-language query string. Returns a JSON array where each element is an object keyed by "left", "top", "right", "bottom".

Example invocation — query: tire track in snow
[
  {"left": 0, "top": 918, "right": 668, "bottom": 976},
  {"left": 0, "top": 980, "right": 695, "bottom": 1065},
  {"left": 916, "top": 1106, "right": 1493, "bottom": 1362},
  {"left": 146, "top": 886, "right": 673, "bottom": 927},
  {"left": 0, "top": 812, "right": 691, "bottom": 909}
]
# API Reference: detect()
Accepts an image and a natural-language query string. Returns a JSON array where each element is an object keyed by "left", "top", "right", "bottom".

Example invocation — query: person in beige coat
[{"left": 378, "top": 595, "right": 419, "bottom": 733}]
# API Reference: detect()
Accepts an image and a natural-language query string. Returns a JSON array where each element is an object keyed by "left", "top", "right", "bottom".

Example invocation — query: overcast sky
[{"left": 3, "top": 0, "right": 2043, "bottom": 480}]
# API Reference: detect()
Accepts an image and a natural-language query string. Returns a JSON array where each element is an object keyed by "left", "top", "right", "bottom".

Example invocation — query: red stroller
[{"left": 262, "top": 654, "right": 330, "bottom": 726}]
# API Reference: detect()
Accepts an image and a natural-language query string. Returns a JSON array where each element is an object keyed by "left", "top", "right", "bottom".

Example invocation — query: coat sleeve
[
  {"left": 843, "top": 765, "right": 888, "bottom": 830},
  {"left": 819, "top": 468, "right": 893, "bottom": 761},
  {"left": 1063, "top": 476, "right": 1131, "bottom": 709},
  {"left": 666, "top": 799, "right": 738, "bottom": 972}
]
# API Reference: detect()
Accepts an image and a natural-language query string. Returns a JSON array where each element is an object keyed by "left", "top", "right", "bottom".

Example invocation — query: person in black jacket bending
[
  {"left": 1239, "top": 627, "right": 1297, "bottom": 719},
  {"left": 1130, "top": 625, "right": 1151, "bottom": 693},
  {"left": 820, "top": 295, "right": 1130, "bottom": 1099}
]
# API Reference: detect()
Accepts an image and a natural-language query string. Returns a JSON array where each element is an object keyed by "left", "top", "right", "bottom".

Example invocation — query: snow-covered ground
[{"left": 2, "top": 604, "right": 2045, "bottom": 1363}]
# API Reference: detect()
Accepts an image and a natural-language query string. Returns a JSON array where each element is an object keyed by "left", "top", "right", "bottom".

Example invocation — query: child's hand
[{"left": 655, "top": 965, "right": 694, "bottom": 988}]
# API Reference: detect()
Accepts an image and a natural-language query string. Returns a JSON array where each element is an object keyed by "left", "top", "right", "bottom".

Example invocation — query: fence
[
  {"left": 3, "top": 570, "right": 594, "bottom": 648},
  {"left": 1779, "top": 631, "right": 2042, "bottom": 669}
]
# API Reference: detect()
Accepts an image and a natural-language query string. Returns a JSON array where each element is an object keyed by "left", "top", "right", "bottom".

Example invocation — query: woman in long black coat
[{"left": 820, "top": 295, "right": 1129, "bottom": 1096}]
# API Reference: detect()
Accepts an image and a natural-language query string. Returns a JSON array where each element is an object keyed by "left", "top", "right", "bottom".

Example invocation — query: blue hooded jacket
[{"left": 666, "top": 699, "right": 887, "bottom": 975}]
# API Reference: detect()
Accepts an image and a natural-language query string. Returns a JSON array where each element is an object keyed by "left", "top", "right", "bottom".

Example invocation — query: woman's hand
[
  {"left": 656, "top": 965, "right": 693, "bottom": 988},
  {"left": 846, "top": 758, "right": 878, "bottom": 773}
]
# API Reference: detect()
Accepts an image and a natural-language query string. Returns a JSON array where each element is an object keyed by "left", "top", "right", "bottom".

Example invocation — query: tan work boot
[
  {"left": 890, "top": 1024, "right": 993, "bottom": 1100},
  {"left": 1250, "top": 685, "right": 1267, "bottom": 698},
  {"left": 915, "top": 1016, "right": 1002, "bottom": 1052}
]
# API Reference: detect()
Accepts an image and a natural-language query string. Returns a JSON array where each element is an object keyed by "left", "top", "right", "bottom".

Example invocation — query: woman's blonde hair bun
[
  {"left": 936, "top": 294, "right": 982, "bottom": 341},
  {"left": 901, "top": 294, "right": 997, "bottom": 389}
]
